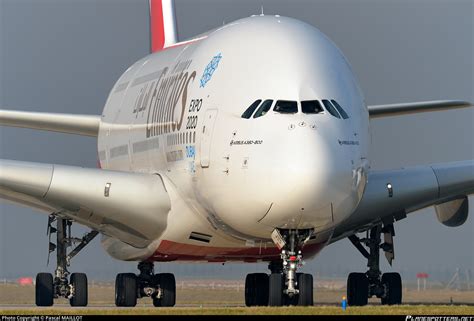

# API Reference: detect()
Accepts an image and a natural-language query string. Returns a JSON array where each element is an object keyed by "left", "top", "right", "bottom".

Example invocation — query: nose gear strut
[{"left": 271, "top": 229, "right": 313, "bottom": 298}]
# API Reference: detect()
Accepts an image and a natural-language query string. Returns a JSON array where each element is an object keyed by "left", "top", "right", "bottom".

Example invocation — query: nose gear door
[{"left": 200, "top": 109, "right": 218, "bottom": 168}]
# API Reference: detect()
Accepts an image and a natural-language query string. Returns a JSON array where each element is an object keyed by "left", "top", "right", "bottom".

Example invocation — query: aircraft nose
[{"left": 257, "top": 130, "right": 354, "bottom": 230}]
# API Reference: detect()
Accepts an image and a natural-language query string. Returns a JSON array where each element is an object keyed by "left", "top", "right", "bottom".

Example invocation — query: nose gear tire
[
  {"left": 245, "top": 273, "right": 269, "bottom": 306},
  {"left": 297, "top": 273, "right": 314, "bottom": 306},
  {"left": 268, "top": 273, "right": 284, "bottom": 306}
]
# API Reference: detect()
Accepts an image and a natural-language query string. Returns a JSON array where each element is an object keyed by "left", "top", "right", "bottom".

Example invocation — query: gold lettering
[{"left": 177, "top": 71, "right": 196, "bottom": 131}]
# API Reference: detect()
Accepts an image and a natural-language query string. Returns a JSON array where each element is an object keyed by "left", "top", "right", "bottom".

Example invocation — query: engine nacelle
[{"left": 435, "top": 196, "right": 469, "bottom": 227}]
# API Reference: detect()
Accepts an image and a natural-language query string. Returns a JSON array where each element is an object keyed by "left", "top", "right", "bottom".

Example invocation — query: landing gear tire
[
  {"left": 297, "top": 273, "right": 314, "bottom": 306},
  {"left": 69, "top": 273, "right": 88, "bottom": 307},
  {"left": 381, "top": 272, "right": 402, "bottom": 305},
  {"left": 347, "top": 272, "right": 368, "bottom": 306},
  {"left": 245, "top": 273, "right": 269, "bottom": 306},
  {"left": 36, "top": 215, "right": 97, "bottom": 307},
  {"left": 348, "top": 225, "right": 403, "bottom": 306},
  {"left": 152, "top": 273, "right": 176, "bottom": 307},
  {"left": 115, "top": 273, "right": 137, "bottom": 307},
  {"left": 35, "top": 273, "right": 54, "bottom": 307},
  {"left": 268, "top": 273, "right": 284, "bottom": 306}
]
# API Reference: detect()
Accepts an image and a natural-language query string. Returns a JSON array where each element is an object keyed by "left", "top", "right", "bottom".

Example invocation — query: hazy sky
[{"left": 0, "top": 0, "right": 473, "bottom": 282}]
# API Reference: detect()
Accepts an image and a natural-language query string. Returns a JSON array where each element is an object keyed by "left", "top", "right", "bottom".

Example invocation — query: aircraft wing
[
  {"left": 332, "top": 160, "right": 474, "bottom": 242},
  {"left": 367, "top": 100, "right": 471, "bottom": 118},
  {"left": 0, "top": 109, "right": 100, "bottom": 136},
  {"left": 0, "top": 159, "right": 171, "bottom": 248}
]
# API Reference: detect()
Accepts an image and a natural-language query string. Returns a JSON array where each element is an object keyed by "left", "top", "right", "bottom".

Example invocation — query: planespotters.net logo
[{"left": 406, "top": 316, "right": 474, "bottom": 321}]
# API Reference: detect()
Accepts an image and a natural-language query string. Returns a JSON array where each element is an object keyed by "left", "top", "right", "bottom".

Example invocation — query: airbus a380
[{"left": 0, "top": 0, "right": 472, "bottom": 308}]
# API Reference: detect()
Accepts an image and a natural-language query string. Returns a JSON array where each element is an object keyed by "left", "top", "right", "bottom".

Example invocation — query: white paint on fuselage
[{"left": 98, "top": 16, "right": 369, "bottom": 261}]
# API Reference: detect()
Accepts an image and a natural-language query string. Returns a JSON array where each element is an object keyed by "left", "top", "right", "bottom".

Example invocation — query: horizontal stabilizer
[
  {"left": 0, "top": 159, "right": 171, "bottom": 248},
  {"left": 368, "top": 100, "right": 471, "bottom": 118},
  {"left": 0, "top": 109, "right": 100, "bottom": 136}
]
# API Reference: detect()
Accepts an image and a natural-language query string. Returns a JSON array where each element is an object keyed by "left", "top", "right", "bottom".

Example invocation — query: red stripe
[
  {"left": 150, "top": 0, "right": 165, "bottom": 52},
  {"left": 149, "top": 240, "right": 326, "bottom": 262}
]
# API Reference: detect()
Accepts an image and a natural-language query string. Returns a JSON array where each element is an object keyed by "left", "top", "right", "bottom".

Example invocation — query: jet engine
[{"left": 435, "top": 196, "right": 469, "bottom": 227}]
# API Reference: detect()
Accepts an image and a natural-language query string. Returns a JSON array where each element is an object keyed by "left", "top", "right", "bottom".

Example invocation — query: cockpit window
[
  {"left": 253, "top": 99, "right": 273, "bottom": 118},
  {"left": 301, "top": 100, "right": 324, "bottom": 114},
  {"left": 274, "top": 100, "right": 298, "bottom": 114},
  {"left": 241, "top": 100, "right": 262, "bottom": 119},
  {"left": 331, "top": 100, "right": 349, "bottom": 119},
  {"left": 322, "top": 99, "right": 341, "bottom": 118}
]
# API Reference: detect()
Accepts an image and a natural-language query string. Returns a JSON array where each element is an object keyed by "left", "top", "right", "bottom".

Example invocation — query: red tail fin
[{"left": 149, "top": 0, "right": 178, "bottom": 53}]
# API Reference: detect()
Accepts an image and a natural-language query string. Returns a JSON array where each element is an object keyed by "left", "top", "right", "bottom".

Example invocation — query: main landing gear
[
  {"left": 245, "top": 229, "right": 314, "bottom": 307},
  {"left": 115, "top": 262, "right": 176, "bottom": 307},
  {"left": 347, "top": 224, "right": 402, "bottom": 306},
  {"left": 36, "top": 215, "right": 98, "bottom": 306}
]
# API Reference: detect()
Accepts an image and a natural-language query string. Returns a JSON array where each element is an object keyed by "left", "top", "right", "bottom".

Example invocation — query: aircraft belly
[
  {"left": 102, "top": 234, "right": 328, "bottom": 263},
  {"left": 149, "top": 239, "right": 326, "bottom": 262}
]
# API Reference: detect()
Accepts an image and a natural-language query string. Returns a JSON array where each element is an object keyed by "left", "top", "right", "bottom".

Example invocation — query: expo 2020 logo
[{"left": 200, "top": 53, "right": 222, "bottom": 88}]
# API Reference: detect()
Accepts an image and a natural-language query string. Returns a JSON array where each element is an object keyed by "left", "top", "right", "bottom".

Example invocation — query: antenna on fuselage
[{"left": 260, "top": 5, "right": 264, "bottom": 16}]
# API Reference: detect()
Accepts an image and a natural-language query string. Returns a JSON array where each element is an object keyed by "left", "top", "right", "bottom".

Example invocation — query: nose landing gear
[
  {"left": 245, "top": 229, "right": 314, "bottom": 307},
  {"left": 270, "top": 229, "right": 313, "bottom": 306},
  {"left": 347, "top": 224, "right": 402, "bottom": 306}
]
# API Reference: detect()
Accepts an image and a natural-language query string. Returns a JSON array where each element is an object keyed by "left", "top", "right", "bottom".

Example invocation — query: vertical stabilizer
[{"left": 149, "top": 0, "right": 178, "bottom": 52}]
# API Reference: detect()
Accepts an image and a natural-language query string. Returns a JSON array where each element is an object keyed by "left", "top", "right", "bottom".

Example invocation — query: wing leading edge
[
  {"left": 0, "top": 109, "right": 100, "bottom": 137},
  {"left": 367, "top": 100, "right": 472, "bottom": 118},
  {"left": 0, "top": 159, "right": 171, "bottom": 248},
  {"left": 332, "top": 160, "right": 474, "bottom": 242}
]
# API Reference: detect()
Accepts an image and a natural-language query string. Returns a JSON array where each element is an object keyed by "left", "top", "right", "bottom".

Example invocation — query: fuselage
[{"left": 97, "top": 15, "right": 370, "bottom": 262}]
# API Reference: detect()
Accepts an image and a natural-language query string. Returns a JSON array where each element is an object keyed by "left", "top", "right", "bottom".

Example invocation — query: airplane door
[{"left": 200, "top": 109, "right": 218, "bottom": 168}]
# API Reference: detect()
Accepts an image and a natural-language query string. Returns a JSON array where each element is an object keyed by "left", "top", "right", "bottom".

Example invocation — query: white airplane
[{"left": 0, "top": 0, "right": 472, "bottom": 308}]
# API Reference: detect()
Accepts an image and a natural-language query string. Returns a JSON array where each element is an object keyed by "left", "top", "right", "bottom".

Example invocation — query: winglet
[{"left": 149, "top": 0, "right": 178, "bottom": 52}]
